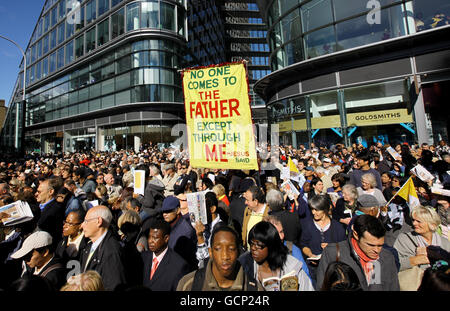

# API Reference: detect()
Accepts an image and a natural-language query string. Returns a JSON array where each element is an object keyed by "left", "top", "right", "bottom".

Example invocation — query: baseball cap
[
  {"left": 161, "top": 196, "right": 180, "bottom": 212},
  {"left": 323, "top": 158, "right": 332, "bottom": 163},
  {"left": 11, "top": 231, "right": 53, "bottom": 259},
  {"left": 357, "top": 194, "right": 380, "bottom": 208}
]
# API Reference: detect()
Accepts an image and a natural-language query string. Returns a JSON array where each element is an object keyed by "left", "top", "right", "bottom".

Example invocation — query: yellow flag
[
  {"left": 288, "top": 157, "right": 299, "bottom": 174},
  {"left": 396, "top": 177, "right": 420, "bottom": 208}
]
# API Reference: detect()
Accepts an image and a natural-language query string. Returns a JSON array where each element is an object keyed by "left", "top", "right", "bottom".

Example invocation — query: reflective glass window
[
  {"left": 411, "top": 0, "right": 450, "bottom": 32},
  {"left": 86, "top": 28, "right": 96, "bottom": 53},
  {"left": 86, "top": 0, "right": 97, "bottom": 24},
  {"left": 127, "top": 2, "right": 140, "bottom": 31},
  {"left": 75, "top": 34, "right": 84, "bottom": 58},
  {"left": 304, "top": 26, "right": 335, "bottom": 59},
  {"left": 112, "top": 8, "right": 125, "bottom": 39},
  {"left": 97, "top": 18, "right": 109, "bottom": 46},
  {"left": 50, "top": 29, "right": 57, "bottom": 50},
  {"left": 65, "top": 40, "right": 74, "bottom": 64},
  {"left": 301, "top": 0, "right": 333, "bottom": 32},
  {"left": 43, "top": 35, "right": 49, "bottom": 55},
  {"left": 161, "top": 2, "right": 175, "bottom": 31},
  {"left": 336, "top": 5, "right": 406, "bottom": 51},
  {"left": 280, "top": 8, "right": 301, "bottom": 42},
  {"left": 51, "top": 6, "right": 58, "bottom": 27},
  {"left": 141, "top": 1, "right": 159, "bottom": 29},
  {"left": 58, "top": 22, "right": 65, "bottom": 44},
  {"left": 98, "top": 0, "right": 109, "bottom": 16},
  {"left": 57, "top": 46, "right": 65, "bottom": 69},
  {"left": 66, "top": 20, "right": 75, "bottom": 38},
  {"left": 50, "top": 52, "right": 57, "bottom": 72},
  {"left": 42, "top": 57, "right": 49, "bottom": 78}
]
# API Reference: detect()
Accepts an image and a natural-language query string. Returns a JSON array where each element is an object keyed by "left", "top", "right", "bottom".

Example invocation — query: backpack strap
[
  {"left": 191, "top": 266, "right": 206, "bottom": 291},
  {"left": 41, "top": 262, "right": 64, "bottom": 278}
]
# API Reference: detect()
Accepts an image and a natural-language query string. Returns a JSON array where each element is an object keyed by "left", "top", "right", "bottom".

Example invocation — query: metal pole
[{"left": 0, "top": 35, "right": 26, "bottom": 154}]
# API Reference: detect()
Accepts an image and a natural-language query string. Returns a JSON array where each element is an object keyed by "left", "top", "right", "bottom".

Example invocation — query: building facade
[
  {"left": 1, "top": 0, "right": 274, "bottom": 154},
  {"left": 3, "top": 0, "right": 189, "bottom": 154},
  {"left": 254, "top": 0, "right": 450, "bottom": 148}
]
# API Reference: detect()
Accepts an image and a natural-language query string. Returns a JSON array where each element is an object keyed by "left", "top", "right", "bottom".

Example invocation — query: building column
[
  {"left": 97, "top": 127, "right": 105, "bottom": 152},
  {"left": 413, "top": 89, "right": 430, "bottom": 145}
]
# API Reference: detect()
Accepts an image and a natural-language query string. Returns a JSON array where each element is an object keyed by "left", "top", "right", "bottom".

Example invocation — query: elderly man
[
  {"left": 36, "top": 178, "right": 65, "bottom": 245},
  {"left": 162, "top": 164, "right": 178, "bottom": 197},
  {"left": 104, "top": 173, "right": 122, "bottom": 199},
  {"left": 266, "top": 189, "right": 302, "bottom": 247},
  {"left": 80, "top": 205, "right": 127, "bottom": 291}
]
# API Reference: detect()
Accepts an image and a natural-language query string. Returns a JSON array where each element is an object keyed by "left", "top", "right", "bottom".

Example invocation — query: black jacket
[
  {"left": 80, "top": 230, "right": 127, "bottom": 291},
  {"left": 270, "top": 209, "right": 302, "bottom": 247},
  {"left": 55, "top": 235, "right": 89, "bottom": 264},
  {"left": 141, "top": 248, "right": 190, "bottom": 291},
  {"left": 37, "top": 199, "right": 65, "bottom": 245},
  {"left": 24, "top": 256, "right": 68, "bottom": 290}
]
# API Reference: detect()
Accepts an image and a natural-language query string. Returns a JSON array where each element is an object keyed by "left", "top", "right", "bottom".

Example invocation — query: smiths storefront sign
[
  {"left": 277, "top": 109, "right": 413, "bottom": 132},
  {"left": 347, "top": 109, "right": 413, "bottom": 127},
  {"left": 270, "top": 104, "right": 305, "bottom": 118}
]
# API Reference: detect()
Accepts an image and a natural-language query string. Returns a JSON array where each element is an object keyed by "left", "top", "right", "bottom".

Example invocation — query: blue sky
[{"left": 0, "top": 0, "right": 45, "bottom": 106}]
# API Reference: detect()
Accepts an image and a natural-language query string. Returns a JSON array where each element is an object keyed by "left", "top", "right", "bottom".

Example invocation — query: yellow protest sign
[{"left": 182, "top": 62, "right": 258, "bottom": 170}]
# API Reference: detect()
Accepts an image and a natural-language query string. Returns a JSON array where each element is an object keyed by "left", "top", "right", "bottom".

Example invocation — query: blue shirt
[{"left": 39, "top": 199, "right": 55, "bottom": 211}]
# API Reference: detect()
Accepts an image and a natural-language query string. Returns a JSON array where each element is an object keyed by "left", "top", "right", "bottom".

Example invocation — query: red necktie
[{"left": 150, "top": 257, "right": 159, "bottom": 279}]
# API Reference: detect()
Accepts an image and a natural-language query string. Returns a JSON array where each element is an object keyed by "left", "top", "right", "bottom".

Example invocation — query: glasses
[
  {"left": 83, "top": 217, "right": 98, "bottom": 224},
  {"left": 249, "top": 241, "right": 266, "bottom": 250},
  {"left": 63, "top": 221, "right": 81, "bottom": 226}
]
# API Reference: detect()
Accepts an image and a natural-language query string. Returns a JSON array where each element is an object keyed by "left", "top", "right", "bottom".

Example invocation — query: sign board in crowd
[{"left": 182, "top": 62, "right": 258, "bottom": 170}]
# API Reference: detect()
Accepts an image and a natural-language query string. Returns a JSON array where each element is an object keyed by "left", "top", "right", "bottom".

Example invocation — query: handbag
[{"left": 398, "top": 233, "right": 425, "bottom": 291}]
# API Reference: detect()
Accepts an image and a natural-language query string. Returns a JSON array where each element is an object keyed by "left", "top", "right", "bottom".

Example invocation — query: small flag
[
  {"left": 396, "top": 177, "right": 420, "bottom": 209},
  {"left": 288, "top": 157, "right": 299, "bottom": 174}
]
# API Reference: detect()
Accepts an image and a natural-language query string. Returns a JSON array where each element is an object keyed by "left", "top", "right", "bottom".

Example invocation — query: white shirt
[{"left": 152, "top": 246, "right": 168, "bottom": 269}]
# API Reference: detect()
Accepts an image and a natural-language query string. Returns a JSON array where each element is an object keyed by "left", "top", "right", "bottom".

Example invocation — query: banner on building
[{"left": 182, "top": 62, "right": 258, "bottom": 169}]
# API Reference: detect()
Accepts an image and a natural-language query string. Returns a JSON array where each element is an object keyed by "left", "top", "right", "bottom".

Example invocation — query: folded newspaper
[
  {"left": 0, "top": 200, "right": 34, "bottom": 226},
  {"left": 410, "top": 164, "right": 434, "bottom": 182},
  {"left": 281, "top": 180, "right": 300, "bottom": 200},
  {"left": 186, "top": 191, "right": 209, "bottom": 225}
]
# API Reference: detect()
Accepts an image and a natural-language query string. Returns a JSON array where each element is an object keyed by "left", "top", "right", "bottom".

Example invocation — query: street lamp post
[{"left": 0, "top": 35, "right": 27, "bottom": 154}]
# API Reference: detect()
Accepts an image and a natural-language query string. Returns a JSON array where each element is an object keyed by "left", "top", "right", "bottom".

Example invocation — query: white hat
[
  {"left": 11, "top": 231, "right": 53, "bottom": 259},
  {"left": 323, "top": 158, "right": 332, "bottom": 163}
]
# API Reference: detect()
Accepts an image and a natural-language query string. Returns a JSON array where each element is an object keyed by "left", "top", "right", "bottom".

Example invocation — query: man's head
[
  {"left": 209, "top": 224, "right": 240, "bottom": 280},
  {"left": 161, "top": 196, "right": 181, "bottom": 224},
  {"left": 147, "top": 220, "right": 171, "bottom": 256},
  {"left": 264, "top": 215, "right": 285, "bottom": 241},
  {"left": 11, "top": 231, "right": 54, "bottom": 269},
  {"left": 35, "top": 179, "right": 59, "bottom": 204},
  {"left": 357, "top": 194, "right": 381, "bottom": 218},
  {"left": 81, "top": 205, "right": 112, "bottom": 241},
  {"left": 352, "top": 214, "right": 386, "bottom": 260},
  {"left": 265, "top": 189, "right": 284, "bottom": 212},
  {"left": 356, "top": 149, "right": 371, "bottom": 168},
  {"left": 125, "top": 197, "right": 142, "bottom": 214},
  {"left": 104, "top": 174, "right": 114, "bottom": 185},
  {"left": 0, "top": 182, "right": 10, "bottom": 195},
  {"left": 244, "top": 185, "right": 265, "bottom": 212}
]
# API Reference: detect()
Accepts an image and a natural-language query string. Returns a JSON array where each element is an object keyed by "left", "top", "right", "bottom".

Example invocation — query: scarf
[{"left": 351, "top": 237, "right": 379, "bottom": 284}]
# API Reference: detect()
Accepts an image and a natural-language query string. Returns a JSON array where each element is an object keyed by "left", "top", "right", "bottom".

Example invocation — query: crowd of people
[{"left": 0, "top": 139, "right": 449, "bottom": 292}]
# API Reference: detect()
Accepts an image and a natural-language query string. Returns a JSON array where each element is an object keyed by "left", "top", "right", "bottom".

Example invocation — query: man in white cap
[{"left": 11, "top": 231, "right": 68, "bottom": 290}]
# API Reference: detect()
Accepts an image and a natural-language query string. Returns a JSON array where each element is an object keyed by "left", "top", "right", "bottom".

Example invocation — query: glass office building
[
  {"left": 2, "top": 0, "right": 189, "bottom": 153},
  {"left": 254, "top": 0, "right": 450, "bottom": 148}
]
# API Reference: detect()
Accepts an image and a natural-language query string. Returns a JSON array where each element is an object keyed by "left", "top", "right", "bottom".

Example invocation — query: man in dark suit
[
  {"left": 161, "top": 196, "right": 198, "bottom": 271},
  {"left": 80, "top": 205, "right": 128, "bottom": 291},
  {"left": 142, "top": 220, "right": 190, "bottom": 291},
  {"left": 36, "top": 178, "right": 65, "bottom": 245}
]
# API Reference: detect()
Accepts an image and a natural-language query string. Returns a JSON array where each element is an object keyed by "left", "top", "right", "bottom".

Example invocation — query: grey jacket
[
  {"left": 317, "top": 236, "right": 400, "bottom": 291},
  {"left": 393, "top": 231, "right": 450, "bottom": 271}
]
